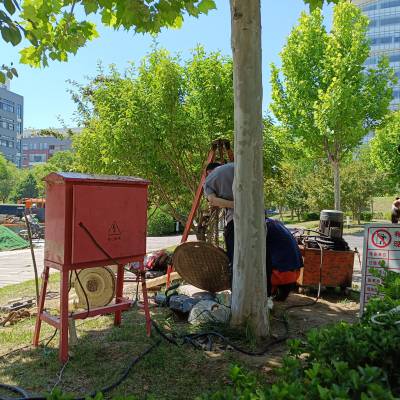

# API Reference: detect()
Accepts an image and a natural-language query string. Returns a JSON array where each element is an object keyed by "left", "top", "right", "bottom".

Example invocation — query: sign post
[{"left": 360, "top": 224, "right": 400, "bottom": 314}]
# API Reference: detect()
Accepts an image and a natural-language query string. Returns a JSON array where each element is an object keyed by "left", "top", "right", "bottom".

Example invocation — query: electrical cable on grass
[
  {"left": 150, "top": 316, "right": 290, "bottom": 356},
  {"left": 0, "top": 340, "right": 162, "bottom": 400},
  {"left": 43, "top": 328, "right": 58, "bottom": 349},
  {"left": 0, "top": 383, "right": 29, "bottom": 399},
  {"left": 51, "top": 360, "right": 69, "bottom": 394}
]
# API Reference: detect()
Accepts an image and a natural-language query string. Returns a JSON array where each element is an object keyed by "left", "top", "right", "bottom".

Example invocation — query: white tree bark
[
  {"left": 332, "top": 160, "right": 341, "bottom": 210},
  {"left": 230, "top": 0, "right": 269, "bottom": 337}
]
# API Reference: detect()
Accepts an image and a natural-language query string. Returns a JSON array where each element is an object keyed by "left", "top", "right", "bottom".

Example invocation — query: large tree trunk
[
  {"left": 230, "top": 0, "right": 269, "bottom": 338},
  {"left": 332, "top": 159, "right": 341, "bottom": 210}
]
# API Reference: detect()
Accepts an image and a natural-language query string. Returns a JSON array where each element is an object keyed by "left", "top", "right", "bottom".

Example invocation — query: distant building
[
  {"left": 0, "top": 82, "right": 23, "bottom": 167},
  {"left": 21, "top": 128, "right": 80, "bottom": 168},
  {"left": 354, "top": 0, "right": 400, "bottom": 110}
]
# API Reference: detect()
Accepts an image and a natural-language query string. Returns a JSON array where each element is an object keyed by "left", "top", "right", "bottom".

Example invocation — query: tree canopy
[
  {"left": 0, "top": 0, "right": 217, "bottom": 82},
  {"left": 271, "top": 1, "right": 395, "bottom": 210},
  {"left": 32, "top": 150, "right": 76, "bottom": 194},
  {"left": 72, "top": 47, "right": 234, "bottom": 226},
  {"left": 370, "top": 110, "right": 400, "bottom": 190},
  {"left": 14, "top": 171, "right": 38, "bottom": 200},
  {"left": 0, "top": 154, "right": 18, "bottom": 202}
]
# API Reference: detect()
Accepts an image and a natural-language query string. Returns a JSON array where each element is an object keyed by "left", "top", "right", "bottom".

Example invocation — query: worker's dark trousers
[{"left": 224, "top": 220, "right": 272, "bottom": 296}]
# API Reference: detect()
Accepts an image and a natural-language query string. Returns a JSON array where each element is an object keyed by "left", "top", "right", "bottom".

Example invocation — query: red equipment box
[
  {"left": 34, "top": 173, "right": 151, "bottom": 362},
  {"left": 44, "top": 173, "right": 148, "bottom": 268},
  {"left": 298, "top": 245, "right": 354, "bottom": 289}
]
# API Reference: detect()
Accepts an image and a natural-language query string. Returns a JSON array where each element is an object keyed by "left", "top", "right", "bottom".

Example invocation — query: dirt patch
[{"left": 235, "top": 292, "right": 359, "bottom": 370}]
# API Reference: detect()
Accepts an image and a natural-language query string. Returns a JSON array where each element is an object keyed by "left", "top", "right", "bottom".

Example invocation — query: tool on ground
[
  {"left": 33, "top": 172, "right": 152, "bottom": 363},
  {"left": 0, "top": 298, "right": 35, "bottom": 313},
  {"left": 1, "top": 308, "right": 35, "bottom": 326}
]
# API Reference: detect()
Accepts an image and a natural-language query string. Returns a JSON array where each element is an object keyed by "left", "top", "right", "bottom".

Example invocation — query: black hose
[
  {"left": 151, "top": 317, "right": 289, "bottom": 357},
  {"left": 74, "top": 340, "right": 161, "bottom": 400},
  {"left": 0, "top": 341, "right": 161, "bottom": 400}
]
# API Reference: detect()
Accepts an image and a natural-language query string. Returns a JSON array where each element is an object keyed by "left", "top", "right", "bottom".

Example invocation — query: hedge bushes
[{"left": 302, "top": 212, "right": 320, "bottom": 221}]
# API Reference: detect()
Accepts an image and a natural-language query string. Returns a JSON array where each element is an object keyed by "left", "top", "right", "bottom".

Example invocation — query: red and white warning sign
[
  {"left": 360, "top": 224, "right": 400, "bottom": 313},
  {"left": 371, "top": 229, "right": 392, "bottom": 248}
]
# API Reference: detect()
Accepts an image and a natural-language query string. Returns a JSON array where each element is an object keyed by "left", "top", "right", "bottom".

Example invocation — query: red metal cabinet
[
  {"left": 44, "top": 172, "right": 149, "bottom": 269},
  {"left": 35, "top": 172, "right": 151, "bottom": 363}
]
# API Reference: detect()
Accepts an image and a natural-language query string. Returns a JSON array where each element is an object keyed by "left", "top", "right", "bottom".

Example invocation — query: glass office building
[
  {"left": 354, "top": 0, "right": 400, "bottom": 110},
  {"left": 353, "top": 0, "right": 400, "bottom": 110}
]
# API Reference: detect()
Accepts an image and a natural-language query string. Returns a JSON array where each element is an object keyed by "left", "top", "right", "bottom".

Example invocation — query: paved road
[
  {"left": 0, "top": 235, "right": 196, "bottom": 288},
  {"left": 0, "top": 231, "right": 366, "bottom": 289}
]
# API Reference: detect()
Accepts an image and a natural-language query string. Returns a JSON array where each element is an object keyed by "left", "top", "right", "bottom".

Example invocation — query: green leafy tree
[
  {"left": 341, "top": 152, "right": 382, "bottom": 224},
  {"left": 370, "top": 110, "right": 400, "bottom": 190},
  {"left": 0, "top": 154, "right": 19, "bottom": 202},
  {"left": 32, "top": 150, "right": 76, "bottom": 195},
  {"left": 303, "top": 161, "right": 334, "bottom": 212},
  {"left": 73, "top": 47, "right": 233, "bottom": 226},
  {"left": 14, "top": 172, "right": 39, "bottom": 200},
  {"left": 284, "top": 163, "right": 309, "bottom": 221},
  {"left": 271, "top": 2, "right": 395, "bottom": 211}
]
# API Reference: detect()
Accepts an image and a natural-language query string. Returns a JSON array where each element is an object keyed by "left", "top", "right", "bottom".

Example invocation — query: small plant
[{"left": 360, "top": 211, "right": 373, "bottom": 222}]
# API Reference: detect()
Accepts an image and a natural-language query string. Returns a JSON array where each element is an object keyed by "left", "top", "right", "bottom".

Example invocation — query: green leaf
[
  {"left": 49, "top": 51, "right": 58, "bottom": 60},
  {"left": 0, "top": 72, "right": 5, "bottom": 84},
  {"left": 7, "top": 25, "right": 22, "bottom": 46},
  {"left": 20, "top": 46, "right": 40, "bottom": 67},
  {"left": 83, "top": 0, "right": 99, "bottom": 15},
  {"left": 197, "top": 0, "right": 216, "bottom": 14},
  {"left": 4, "top": 0, "right": 16, "bottom": 15},
  {"left": 1, "top": 27, "right": 11, "bottom": 43},
  {"left": 11, "top": 68, "right": 18, "bottom": 77}
]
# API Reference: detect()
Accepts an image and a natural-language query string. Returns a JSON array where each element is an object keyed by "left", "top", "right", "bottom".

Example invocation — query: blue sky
[{"left": 0, "top": 1, "right": 333, "bottom": 129}]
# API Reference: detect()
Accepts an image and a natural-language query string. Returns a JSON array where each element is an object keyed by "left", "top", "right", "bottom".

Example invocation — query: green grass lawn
[{"left": 0, "top": 278, "right": 278, "bottom": 400}]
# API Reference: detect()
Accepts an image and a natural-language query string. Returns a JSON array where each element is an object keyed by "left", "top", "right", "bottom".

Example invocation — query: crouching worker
[
  {"left": 266, "top": 218, "right": 303, "bottom": 301},
  {"left": 203, "top": 162, "right": 302, "bottom": 300}
]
